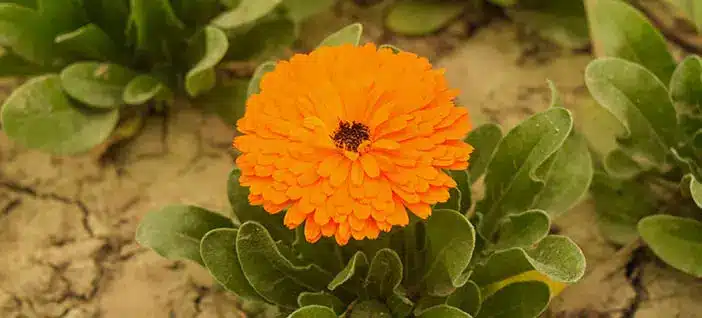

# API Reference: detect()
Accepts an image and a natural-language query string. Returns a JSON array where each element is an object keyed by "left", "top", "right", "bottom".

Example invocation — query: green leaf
[
  {"left": 293, "top": 228, "right": 344, "bottom": 274},
  {"left": 54, "top": 24, "right": 120, "bottom": 61},
  {"left": 0, "top": 75, "right": 119, "bottom": 155},
  {"left": 663, "top": 0, "right": 702, "bottom": 32},
  {"left": 36, "top": 0, "right": 86, "bottom": 33},
  {"left": 0, "top": 4, "right": 58, "bottom": 66},
  {"left": 135, "top": 205, "right": 233, "bottom": 265},
  {"left": 475, "top": 281, "right": 550, "bottom": 318},
  {"left": 123, "top": 74, "right": 169, "bottom": 105},
  {"left": 385, "top": 0, "right": 467, "bottom": 36},
  {"left": 185, "top": 26, "right": 229, "bottom": 97},
  {"left": 478, "top": 108, "right": 572, "bottom": 239},
  {"left": 170, "top": 0, "right": 220, "bottom": 26},
  {"left": 212, "top": 0, "right": 283, "bottom": 30},
  {"left": 435, "top": 187, "right": 462, "bottom": 212},
  {"left": 591, "top": 172, "right": 658, "bottom": 245},
  {"left": 488, "top": 0, "right": 517, "bottom": 6},
  {"left": 364, "top": 248, "right": 403, "bottom": 299},
  {"left": 423, "top": 209, "right": 476, "bottom": 296},
  {"left": 60, "top": 62, "right": 137, "bottom": 109},
  {"left": 466, "top": 123, "right": 503, "bottom": 181},
  {"left": 530, "top": 134, "right": 593, "bottom": 216},
  {"left": 227, "top": 168, "right": 294, "bottom": 243},
  {"left": 282, "top": 0, "right": 335, "bottom": 22},
  {"left": 638, "top": 215, "right": 702, "bottom": 277},
  {"left": 248, "top": 61, "right": 276, "bottom": 98},
  {"left": 450, "top": 170, "right": 472, "bottom": 213},
  {"left": 388, "top": 293, "right": 414, "bottom": 317},
  {"left": 317, "top": 23, "right": 363, "bottom": 48},
  {"left": 0, "top": 47, "right": 46, "bottom": 77},
  {"left": 128, "top": 0, "right": 185, "bottom": 56},
  {"left": 689, "top": 174, "right": 702, "bottom": 209},
  {"left": 349, "top": 300, "right": 392, "bottom": 318},
  {"left": 224, "top": 14, "right": 296, "bottom": 60},
  {"left": 587, "top": 0, "right": 676, "bottom": 83},
  {"left": 417, "top": 305, "right": 472, "bottom": 318},
  {"left": 508, "top": 0, "right": 590, "bottom": 49},
  {"left": 379, "top": 44, "right": 401, "bottom": 53},
  {"left": 297, "top": 292, "right": 346, "bottom": 315},
  {"left": 288, "top": 305, "right": 337, "bottom": 318},
  {"left": 236, "top": 221, "right": 332, "bottom": 309},
  {"left": 197, "top": 78, "right": 248, "bottom": 125},
  {"left": 669, "top": 55, "right": 702, "bottom": 116},
  {"left": 200, "top": 228, "right": 263, "bottom": 300},
  {"left": 328, "top": 251, "right": 368, "bottom": 292},
  {"left": 471, "top": 235, "right": 585, "bottom": 286},
  {"left": 493, "top": 210, "right": 550, "bottom": 251},
  {"left": 446, "top": 280, "right": 481, "bottom": 317},
  {"left": 83, "top": 0, "right": 130, "bottom": 44},
  {"left": 585, "top": 57, "right": 678, "bottom": 170}
]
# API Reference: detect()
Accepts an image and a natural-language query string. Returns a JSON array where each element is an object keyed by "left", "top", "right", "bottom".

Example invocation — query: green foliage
[
  {"left": 385, "top": 0, "right": 467, "bottom": 36},
  {"left": 134, "top": 24, "right": 587, "bottom": 318},
  {"left": 0, "top": 0, "right": 320, "bottom": 155},
  {"left": 582, "top": 0, "right": 702, "bottom": 277}
]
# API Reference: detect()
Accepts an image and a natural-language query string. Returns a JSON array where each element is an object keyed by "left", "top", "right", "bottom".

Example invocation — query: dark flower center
[{"left": 331, "top": 121, "right": 370, "bottom": 152}]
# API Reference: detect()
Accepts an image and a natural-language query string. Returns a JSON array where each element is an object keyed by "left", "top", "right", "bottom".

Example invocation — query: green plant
[
  {"left": 579, "top": 0, "right": 702, "bottom": 277},
  {"left": 0, "top": 0, "right": 334, "bottom": 155},
  {"left": 382, "top": 0, "right": 589, "bottom": 49},
  {"left": 135, "top": 24, "right": 588, "bottom": 317}
]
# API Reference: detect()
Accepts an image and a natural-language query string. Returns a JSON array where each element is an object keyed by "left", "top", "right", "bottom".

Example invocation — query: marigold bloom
[{"left": 233, "top": 43, "right": 473, "bottom": 245}]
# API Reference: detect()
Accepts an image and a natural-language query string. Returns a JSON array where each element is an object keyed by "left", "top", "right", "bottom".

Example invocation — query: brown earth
[{"left": 1, "top": 2, "right": 701, "bottom": 317}]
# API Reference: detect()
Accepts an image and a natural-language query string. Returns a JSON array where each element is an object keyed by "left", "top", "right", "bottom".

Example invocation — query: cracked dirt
[{"left": 1, "top": 3, "right": 701, "bottom": 317}]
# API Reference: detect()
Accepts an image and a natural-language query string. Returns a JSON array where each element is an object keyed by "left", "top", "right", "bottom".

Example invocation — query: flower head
[{"left": 233, "top": 43, "right": 473, "bottom": 245}]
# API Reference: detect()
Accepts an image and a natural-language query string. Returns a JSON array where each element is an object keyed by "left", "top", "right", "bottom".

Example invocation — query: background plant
[
  {"left": 0, "top": 0, "right": 334, "bottom": 156},
  {"left": 577, "top": 0, "right": 702, "bottom": 277},
  {"left": 135, "top": 24, "right": 589, "bottom": 317},
  {"left": 380, "top": 0, "right": 589, "bottom": 49}
]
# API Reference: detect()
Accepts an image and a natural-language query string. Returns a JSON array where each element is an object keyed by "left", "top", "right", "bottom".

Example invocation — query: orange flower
[{"left": 233, "top": 43, "right": 473, "bottom": 245}]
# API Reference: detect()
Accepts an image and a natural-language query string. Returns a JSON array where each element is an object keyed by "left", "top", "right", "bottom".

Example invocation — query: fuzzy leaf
[
  {"left": 689, "top": 175, "right": 702, "bottom": 209},
  {"left": 0, "top": 4, "right": 57, "bottom": 65},
  {"left": 329, "top": 251, "right": 368, "bottom": 292},
  {"left": 212, "top": 0, "right": 283, "bottom": 30},
  {"left": 585, "top": 57, "right": 678, "bottom": 169},
  {"left": 317, "top": 23, "right": 363, "bottom": 48},
  {"left": 364, "top": 248, "right": 403, "bottom": 299},
  {"left": 417, "top": 305, "right": 472, "bottom": 318},
  {"left": 36, "top": 0, "right": 85, "bottom": 33},
  {"left": 135, "top": 205, "right": 233, "bottom": 265},
  {"left": 297, "top": 292, "right": 346, "bottom": 315},
  {"left": 0, "top": 48, "right": 47, "bottom": 77},
  {"left": 385, "top": 0, "right": 467, "bottom": 36},
  {"left": 591, "top": 172, "right": 658, "bottom": 245},
  {"left": 465, "top": 123, "right": 502, "bottom": 181},
  {"left": 639, "top": 215, "right": 702, "bottom": 277},
  {"left": 435, "top": 187, "right": 462, "bottom": 212},
  {"left": 423, "top": 209, "right": 476, "bottom": 296},
  {"left": 198, "top": 78, "right": 248, "bottom": 125},
  {"left": 225, "top": 14, "right": 296, "bottom": 60},
  {"left": 530, "top": 134, "right": 593, "bottom": 216},
  {"left": 476, "top": 281, "right": 550, "bottom": 318},
  {"left": 508, "top": 0, "right": 589, "bottom": 49},
  {"left": 451, "top": 170, "right": 472, "bottom": 213},
  {"left": 227, "top": 168, "right": 294, "bottom": 243},
  {"left": 670, "top": 55, "right": 702, "bottom": 116},
  {"left": 60, "top": 62, "right": 137, "bottom": 109},
  {"left": 282, "top": 0, "right": 335, "bottom": 22},
  {"left": 200, "top": 228, "right": 263, "bottom": 300},
  {"left": 447, "top": 280, "right": 481, "bottom": 316},
  {"left": 128, "top": 0, "right": 186, "bottom": 55},
  {"left": 294, "top": 229, "right": 344, "bottom": 274},
  {"left": 0, "top": 75, "right": 119, "bottom": 155},
  {"left": 478, "top": 108, "right": 572, "bottom": 239},
  {"left": 471, "top": 235, "right": 585, "bottom": 286},
  {"left": 123, "top": 74, "right": 168, "bottom": 105},
  {"left": 248, "top": 61, "right": 276, "bottom": 98},
  {"left": 185, "top": 26, "right": 229, "bottom": 97},
  {"left": 288, "top": 305, "right": 337, "bottom": 318},
  {"left": 236, "top": 221, "right": 332, "bottom": 309},
  {"left": 493, "top": 210, "right": 550, "bottom": 251},
  {"left": 54, "top": 24, "right": 119, "bottom": 61},
  {"left": 83, "top": 0, "right": 130, "bottom": 43},
  {"left": 170, "top": 0, "right": 221, "bottom": 26},
  {"left": 388, "top": 293, "right": 414, "bottom": 317},
  {"left": 587, "top": 0, "right": 676, "bottom": 83},
  {"left": 349, "top": 300, "right": 392, "bottom": 318}
]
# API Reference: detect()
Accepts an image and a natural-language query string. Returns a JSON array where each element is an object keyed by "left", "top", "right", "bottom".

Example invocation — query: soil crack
[{"left": 622, "top": 247, "right": 649, "bottom": 318}]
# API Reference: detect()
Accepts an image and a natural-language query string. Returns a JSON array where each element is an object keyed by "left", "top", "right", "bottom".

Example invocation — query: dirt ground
[{"left": 1, "top": 2, "right": 701, "bottom": 318}]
